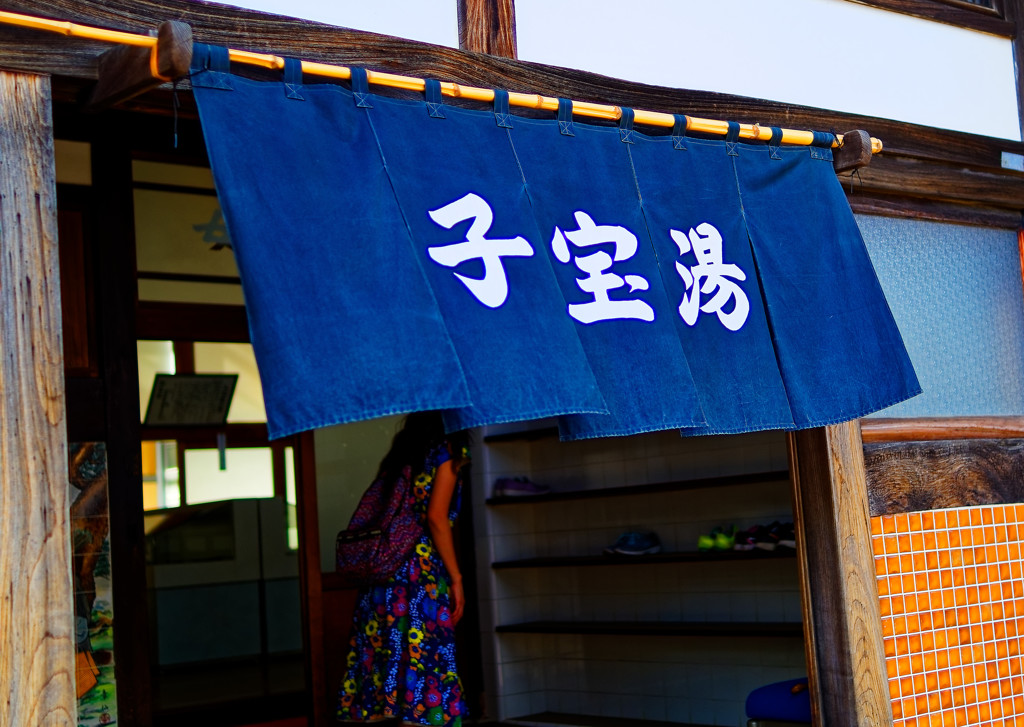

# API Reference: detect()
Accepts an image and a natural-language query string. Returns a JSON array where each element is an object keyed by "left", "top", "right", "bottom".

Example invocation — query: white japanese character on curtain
[
  {"left": 671, "top": 222, "right": 749, "bottom": 331},
  {"left": 427, "top": 193, "right": 534, "bottom": 308},
  {"left": 550, "top": 211, "right": 655, "bottom": 325}
]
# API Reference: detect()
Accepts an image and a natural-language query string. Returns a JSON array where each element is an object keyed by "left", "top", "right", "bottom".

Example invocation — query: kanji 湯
[{"left": 671, "top": 222, "right": 749, "bottom": 331}]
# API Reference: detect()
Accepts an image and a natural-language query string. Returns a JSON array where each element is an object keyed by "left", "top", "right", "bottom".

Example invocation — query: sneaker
[
  {"left": 698, "top": 525, "right": 735, "bottom": 552},
  {"left": 604, "top": 530, "right": 662, "bottom": 556},
  {"left": 714, "top": 525, "right": 737, "bottom": 551},
  {"left": 492, "top": 476, "right": 550, "bottom": 497},
  {"left": 776, "top": 522, "right": 796, "bottom": 549},
  {"left": 734, "top": 523, "right": 780, "bottom": 551}
]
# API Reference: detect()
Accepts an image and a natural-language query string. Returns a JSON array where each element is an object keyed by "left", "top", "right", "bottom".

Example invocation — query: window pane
[
  {"left": 159, "top": 441, "right": 181, "bottom": 509},
  {"left": 134, "top": 190, "right": 238, "bottom": 276},
  {"left": 138, "top": 340, "right": 175, "bottom": 421},
  {"left": 184, "top": 447, "right": 274, "bottom": 505},
  {"left": 142, "top": 441, "right": 158, "bottom": 510},
  {"left": 137, "top": 279, "right": 245, "bottom": 306},
  {"left": 133, "top": 160, "right": 245, "bottom": 305},
  {"left": 142, "top": 440, "right": 181, "bottom": 511},
  {"left": 860, "top": 216, "right": 1024, "bottom": 417},
  {"left": 133, "top": 160, "right": 215, "bottom": 188},
  {"left": 193, "top": 343, "right": 267, "bottom": 423},
  {"left": 285, "top": 446, "right": 297, "bottom": 551},
  {"left": 55, "top": 139, "right": 91, "bottom": 185}
]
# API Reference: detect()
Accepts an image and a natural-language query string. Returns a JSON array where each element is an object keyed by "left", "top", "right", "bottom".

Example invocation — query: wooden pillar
[
  {"left": 91, "top": 116, "right": 151, "bottom": 725},
  {"left": 0, "top": 70, "right": 75, "bottom": 726},
  {"left": 458, "top": 0, "right": 517, "bottom": 59},
  {"left": 789, "top": 421, "right": 893, "bottom": 727},
  {"left": 1005, "top": 0, "right": 1024, "bottom": 141}
]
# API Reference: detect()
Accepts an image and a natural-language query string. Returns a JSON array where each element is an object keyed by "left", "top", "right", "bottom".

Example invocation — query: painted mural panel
[{"left": 70, "top": 442, "right": 117, "bottom": 726}]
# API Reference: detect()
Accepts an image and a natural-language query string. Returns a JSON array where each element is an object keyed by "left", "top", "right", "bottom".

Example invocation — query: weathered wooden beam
[
  {"left": 854, "top": 152, "right": 1024, "bottom": 209},
  {"left": 861, "top": 416, "right": 1024, "bottom": 442},
  {"left": 789, "top": 422, "right": 893, "bottom": 727},
  {"left": 0, "top": 70, "right": 76, "bottom": 727},
  {"left": 458, "top": 0, "right": 517, "bottom": 59},
  {"left": 846, "top": 0, "right": 1015, "bottom": 37},
  {"left": 846, "top": 192, "right": 1023, "bottom": 230},
  {"left": 87, "top": 19, "right": 191, "bottom": 110},
  {"left": 136, "top": 301, "right": 250, "bottom": 342},
  {"left": 864, "top": 439, "right": 1024, "bottom": 516},
  {"left": 833, "top": 129, "right": 873, "bottom": 173}
]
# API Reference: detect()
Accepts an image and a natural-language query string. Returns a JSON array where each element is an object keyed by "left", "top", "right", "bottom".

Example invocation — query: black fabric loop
[
  {"left": 557, "top": 98, "right": 575, "bottom": 137},
  {"left": 425, "top": 79, "right": 446, "bottom": 119},
  {"left": 618, "top": 107, "right": 635, "bottom": 144},
  {"left": 189, "top": 44, "right": 233, "bottom": 90},
  {"left": 208, "top": 45, "right": 230, "bottom": 74},
  {"left": 768, "top": 126, "right": 783, "bottom": 160},
  {"left": 493, "top": 89, "right": 513, "bottom": 129},
  {"left": 283, "top": 58, "right": 304, "bottom": 101},
  {"left": 809, "top": 130, "right": 835, "bottom": 161},
  {"left": 725, "top": 120, "right": 741, "bottom": 156},
  {"left": 810, "top": 130, "right": 835, "bottom": 148},
  {"left": 349, "top": 66, "right": 373, "bottom": 108},
  {"left": 189, "top": 42, "right": 208, "bottom": 74},
  {"left": 672, "top": 114, "right": 689, "bottom": 150}
]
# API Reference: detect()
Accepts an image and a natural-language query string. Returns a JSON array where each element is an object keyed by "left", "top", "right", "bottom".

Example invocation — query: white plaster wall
[
  {"left": 204, "top": 0, "right": 458, "bottom": 47},
  {"left": 515, "top": 0, "right": 1021, "bottom": 141},
  {"left": 211, "top": 0, "right": 1020, "bottom": 141}
]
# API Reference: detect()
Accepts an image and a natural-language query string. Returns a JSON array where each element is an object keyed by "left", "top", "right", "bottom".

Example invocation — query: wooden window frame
[{"left": 846, "top": 0, "right": 1015, "bottom": 36}]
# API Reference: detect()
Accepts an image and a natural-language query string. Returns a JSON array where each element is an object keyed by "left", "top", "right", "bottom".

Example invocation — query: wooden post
[
  {"left": 789, "top": 422, "right": 893, "bottom": 727},
  {"left": 458, "top": 0, "right": 517, "bottom": 59},
  {"left": 1005, "top": 0, "right": 1024, "bottom": 143},
  {"left": 0, "top": 70, "right": 75, "bottom": 726},
  {"left": 90, "top": 116, "right": 152, "bottom": 726},
  {"left": 294, "top": 432, "right": 327, "bottom": 725}
]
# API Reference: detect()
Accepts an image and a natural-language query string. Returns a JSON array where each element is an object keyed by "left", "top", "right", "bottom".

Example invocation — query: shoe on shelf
[
  {"left": 698, "top": 525, "right": 735, "bottom": 552},
  {"left": 492, "top": 476, "right": 550, "bottom": 498},
  {"left": 714, "top": 525, "right": 737, "bottom": 551},
  {"left": 776, "top": 522, "right": 796, "bottom": 549},
  {"left": 604, "top": 530, "right": 662, "bottom": 556},
  {"left": 734, "top": 522, "right": 781, "bottom": 551}
]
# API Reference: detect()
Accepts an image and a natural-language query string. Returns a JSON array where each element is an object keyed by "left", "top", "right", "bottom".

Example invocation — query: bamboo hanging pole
[{"left": 0, "top": 9, "right": 882, "bottom": 153}]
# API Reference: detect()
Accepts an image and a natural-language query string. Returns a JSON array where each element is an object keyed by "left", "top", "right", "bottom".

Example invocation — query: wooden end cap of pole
[
  {"left": 833, "top": 130, "right": 874, "bottom": 174},
  {"left": 88, "top": 20, "right": 192, "bottom": 111}
]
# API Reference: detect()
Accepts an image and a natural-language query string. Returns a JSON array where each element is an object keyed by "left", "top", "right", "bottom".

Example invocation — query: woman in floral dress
[{"left": 338, "top": 412, "right": 470, "bottom": 727}]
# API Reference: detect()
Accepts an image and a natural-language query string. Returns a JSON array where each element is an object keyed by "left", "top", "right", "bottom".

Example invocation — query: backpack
[{"left": 335, "top": 464, "right": 423, "bottom": 587}]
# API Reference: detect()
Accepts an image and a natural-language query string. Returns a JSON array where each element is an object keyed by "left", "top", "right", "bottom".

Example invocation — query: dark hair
[{"left": 376, "top": 411, "right": 470, "bottom": 484}]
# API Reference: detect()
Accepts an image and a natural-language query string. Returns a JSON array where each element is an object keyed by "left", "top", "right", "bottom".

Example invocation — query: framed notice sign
[{"left": 143, "top": 373, "right": 238, "bottom": 426}]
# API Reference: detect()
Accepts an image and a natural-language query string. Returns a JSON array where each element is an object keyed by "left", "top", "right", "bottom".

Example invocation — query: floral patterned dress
[{"left": 338, "top": 443, "right": 466, "bottom": 727}]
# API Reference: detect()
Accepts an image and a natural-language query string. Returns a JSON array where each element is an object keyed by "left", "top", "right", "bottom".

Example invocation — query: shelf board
[
  {"left": 505, "top": 711, "right": 715, "bottom": 727},
  {"left": 483, "top": 426, "right": 559, "bottom": 444},
  {"left": 492, "top": 547, "right": 797, "bottom": 569},
  {"left": 485, "top": 469, "right": 789, "bottom": 505},
  {"left": 495, "top": 620, "right": 803, "bottom": 638}
]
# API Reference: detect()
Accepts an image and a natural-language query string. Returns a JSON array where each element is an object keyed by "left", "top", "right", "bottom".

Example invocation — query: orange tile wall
[{"left": 872, "top": 505, "right": 1024, "bottom": 725}]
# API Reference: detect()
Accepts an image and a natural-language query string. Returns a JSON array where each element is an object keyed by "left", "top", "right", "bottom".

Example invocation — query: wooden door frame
[
  {"left": 789, "top": 423, "right": 893, "bottom": 726},
  {"left": 0, "top": 69, "right": 76, "bottom": 727}
]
